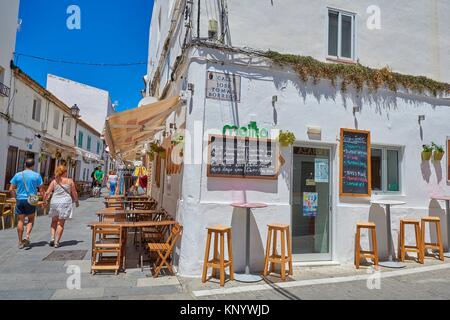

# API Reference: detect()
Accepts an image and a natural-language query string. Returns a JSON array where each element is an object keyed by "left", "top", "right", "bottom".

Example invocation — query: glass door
[{"left": 291, "top": 146, "right": 331, "bottom": 261}]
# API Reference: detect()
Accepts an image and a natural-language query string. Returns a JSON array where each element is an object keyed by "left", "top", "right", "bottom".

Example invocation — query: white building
[
  {"left": 74, "top": 119, "right": 103, "bottom": 183},
  {"left": 0, "top": 0, "right": 20, "bottom": 190},
  {"left": 46, "top": 74, "right": 116, "bottom": 178},
  {"left": 2, "top": 67, "right": 77, "bottom": 189},
  {"left": 46, "top": 74, "right": 115, "bottom": 134},
  {"left": 134, "top": 0, "right": 450, "bottom": 276}
]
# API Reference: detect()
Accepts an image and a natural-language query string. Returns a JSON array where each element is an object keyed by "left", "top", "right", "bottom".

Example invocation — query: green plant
[
  {"left": 422, "top": 144, "right": 433, "bottom": 153},
  {"left": 171, "top": 133, "right": 184, "bottom": 146},
  {"left": 278, "top": 131, "right": 296, "bottom": 147},
  {"left": 265, "top": 51, "right": 449, "bottom": 96},
  {"left": 432, "top": 142, "right": 444, "bottom": 153}
]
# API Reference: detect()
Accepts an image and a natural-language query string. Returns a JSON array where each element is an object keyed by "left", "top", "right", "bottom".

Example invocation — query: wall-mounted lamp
[
  {"left": 353, "top": 105, "right": 361, "bottom": 114},
  {"left": 187, "top": 83, "right": 194, "bottom": 92},
  {"left": 272, "top": 95, "right": 278, "bottom": 104},
  {"left": 418, "top": 115, "right": 426, "bottom": 124}
]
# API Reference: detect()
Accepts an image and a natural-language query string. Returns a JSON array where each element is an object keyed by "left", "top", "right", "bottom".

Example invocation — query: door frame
[{"left": 290, "top": 141, "right": 335, "bottom": 262}]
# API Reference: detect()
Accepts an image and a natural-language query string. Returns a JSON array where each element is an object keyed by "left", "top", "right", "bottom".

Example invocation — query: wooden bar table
[
  {"left": 431, "top": 195, "right": 450, "bottom": 258},
  {"left": 87, "top": 220, "right": 176, "bottom": 270},
  {"left": 96, "top": 209, "right": 164, "bottom": 222},
  {"left": 231, "top": 202, "right": 268, "bottom": 282}
]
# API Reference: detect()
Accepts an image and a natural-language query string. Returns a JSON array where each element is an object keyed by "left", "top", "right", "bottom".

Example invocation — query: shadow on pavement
[
  {"left": 262, "top": 277, "right": 302, "bottom": 300},
  {"left": 59, "top": 240, "right": 84, "bottom": 247}
]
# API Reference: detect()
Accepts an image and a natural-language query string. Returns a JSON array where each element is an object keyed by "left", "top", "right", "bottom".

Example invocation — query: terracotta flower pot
[
  {"left": 433, "top": 151, "right": 445, "bottom": 161},
  {"left": 421, "top": 151, "right": 432, "bottom": 161}
]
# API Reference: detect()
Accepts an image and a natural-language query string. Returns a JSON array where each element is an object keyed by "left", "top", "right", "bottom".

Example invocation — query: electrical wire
[{"left": 14, "top": 53, "right": 147, "bottom": 67}]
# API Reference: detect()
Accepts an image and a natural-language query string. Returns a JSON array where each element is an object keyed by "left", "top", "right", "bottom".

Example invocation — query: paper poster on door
[
  {"left": 315, "top": 158, "right": 329, "bottom": 183},
  {"left": 303, "top": 192, "right": 318, "bottom": 217}
]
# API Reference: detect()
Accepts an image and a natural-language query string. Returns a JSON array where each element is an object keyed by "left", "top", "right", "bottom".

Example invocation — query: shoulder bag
[{"left": 22, "top": 171, "right": 40, "bottom": 206}]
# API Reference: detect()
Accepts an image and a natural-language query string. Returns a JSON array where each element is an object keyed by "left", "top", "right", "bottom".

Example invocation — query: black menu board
[
  {"left": 207, "top": 135, "right": 278, "bottom": 179},
  {"left": 340, "top": 129, "right": 371, "bottom": 197}
]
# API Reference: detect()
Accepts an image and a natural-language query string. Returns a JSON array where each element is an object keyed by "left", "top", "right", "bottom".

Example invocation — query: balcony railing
[{"left": 0, "top": 82, "right": 10, "bottom": 97}]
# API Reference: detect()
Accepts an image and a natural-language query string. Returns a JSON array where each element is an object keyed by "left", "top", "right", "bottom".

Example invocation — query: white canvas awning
[{"left": 104, "top": 96, "right": 180, "bottom": 159}]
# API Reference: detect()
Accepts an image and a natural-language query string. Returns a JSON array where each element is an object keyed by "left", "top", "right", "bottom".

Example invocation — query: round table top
[
  {"left": 370, "top": 200, "right": 406, "bottom": 206},
  {"left": 231, "top": 203, "right": 268, "bottom": 209},
  {"left": 431, "top": 195, "right": 450, "bottom": 201}
]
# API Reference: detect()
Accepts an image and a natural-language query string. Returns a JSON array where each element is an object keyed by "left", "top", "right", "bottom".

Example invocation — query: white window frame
[
  {"left": 371, "top": 145, "right": 403, "bottom": 195},
  {"left": 327, "top": 8, "right": 356, "bottom": 61}
]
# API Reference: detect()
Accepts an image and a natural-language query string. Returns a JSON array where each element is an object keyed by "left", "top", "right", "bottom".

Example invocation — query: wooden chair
[
  {"left": 421, "top": 216, "right": 444, "bottom": 261},
  {"left": 202, "top": 225, "right": 234, "bottom": 286},
  {"left": 354, "top": 222, "right": 379, "bottom": 269},
  {"left": 398, "top": 219, "right": 424, "bottom": 263},
  {"left": 105, "top": 199, "right": 124, "bottom": 209},
  {"left": 0, "top": 193, "right": 14, "bottom": 229},
  {"left": 147, "top": 223, "right": 183, "bottom": 277},
  {"left": 263, "top": 224, "right": 293, "bottom": 280},
  {"left": 91, "top": 224, "right": 124, "bottom": 275}
]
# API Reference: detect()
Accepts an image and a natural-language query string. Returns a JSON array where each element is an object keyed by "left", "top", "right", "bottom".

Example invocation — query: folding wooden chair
[
  {"left": 148, "top": 223, "right": 182, "bottom": 277},
  {"left": 91, "top": 224, "right": 125, "bottom": 275},
  {"left": 0, "top": 193, "right": 14, "bottom": 229}
]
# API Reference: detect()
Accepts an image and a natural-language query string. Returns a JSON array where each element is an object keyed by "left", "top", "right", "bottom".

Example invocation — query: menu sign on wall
[
  {"left": 340, "top": 129, "right": 371, "bottom": 197},
  {"left": 207, "top": 135, "right": 278, "bottom": 179},
  {"left": 206, "top": 71, "right": 241, "bottom": 102}
]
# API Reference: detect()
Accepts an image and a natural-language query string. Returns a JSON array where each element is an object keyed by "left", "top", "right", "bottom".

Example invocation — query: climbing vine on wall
[{"left": 265, "top": 51, "right": 449, "bottom": 97}]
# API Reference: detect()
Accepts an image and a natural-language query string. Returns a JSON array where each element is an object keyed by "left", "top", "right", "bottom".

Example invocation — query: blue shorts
[{"left": 14, "top": 199, "right": 37, "bottom": 215}]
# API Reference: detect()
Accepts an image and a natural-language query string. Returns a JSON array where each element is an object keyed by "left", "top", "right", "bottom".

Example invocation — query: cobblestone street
[{"left": 0, "top": 194, "right": 450, "bottom": 300}]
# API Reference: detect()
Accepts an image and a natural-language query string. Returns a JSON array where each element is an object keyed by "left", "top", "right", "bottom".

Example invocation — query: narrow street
[{"left": 0, "top": 193, "right": 450, "bottom": 300}]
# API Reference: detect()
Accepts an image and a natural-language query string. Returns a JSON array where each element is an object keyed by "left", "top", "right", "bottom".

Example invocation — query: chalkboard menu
[
  {"left": 340, "top": 129, "right": 371, "bottom": 197},
  {"left": 207, "top": 135, "right": 278, "bottom": 179}
]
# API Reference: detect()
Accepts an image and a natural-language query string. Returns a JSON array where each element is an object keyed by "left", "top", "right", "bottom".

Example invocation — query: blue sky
[{"left": 15, "top": 0, "right": 154, "bottom": 112}]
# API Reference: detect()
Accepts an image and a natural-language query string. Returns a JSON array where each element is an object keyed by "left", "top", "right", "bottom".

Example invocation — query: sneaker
[
  {"left": 22, "top": 239, "right": 30, "bottom": 247},
  {"left": 54, "top": 242, "right": 60, "bottom": 248},
  {"left": 18, "top": 242, "right": 24, "bottom": 249},
  {"left": 49, "top": 239, "right": 55, "bottom": 247}
]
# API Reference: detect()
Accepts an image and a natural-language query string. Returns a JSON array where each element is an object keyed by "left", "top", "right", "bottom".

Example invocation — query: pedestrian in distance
[
  {"left": 107, "top": 170, "right": 119, "bottom": 196},
  {"left": 94, "top": 166, "right": 104, "bottom": 197},
  {"left": 8, "top": 158, "right": 44, "bottom": 249},
  {"left": 44, "top": 165, "right": 79, "bottom": 248}
]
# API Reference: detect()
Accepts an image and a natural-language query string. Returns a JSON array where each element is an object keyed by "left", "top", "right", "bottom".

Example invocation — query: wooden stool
[
  {"left": 202, "top": 225, "right": 234, "bottom": 286},
  {"left": 263, "top": 224, "right": 293, "bottom": 280},
  {"left": 398, "top": 219, "right": 424, "bottom": 263},
  {"left": 421, "top": 216, "right": 444, "bottom": 261},
  {"left": 354, "top": 222, "right": 378, "bottom": 269}
]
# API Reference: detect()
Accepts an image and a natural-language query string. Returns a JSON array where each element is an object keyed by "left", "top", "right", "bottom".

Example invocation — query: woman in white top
[
  {"left": 44, "top": 165, "right": 79, "bottom": 248},
  {"left": 107, "top": 170, "right": 119, "bottom": 196}
]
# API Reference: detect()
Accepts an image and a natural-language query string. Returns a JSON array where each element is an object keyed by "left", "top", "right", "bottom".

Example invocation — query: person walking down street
[
  {"left": 44, "top": 165, "right": 79, "bottom": 248},
  {"left": 94, "top": 167, "right": 104, "bottom": 197},
  {"left": 91, "top": 167, "right": 99, "bottom": 189},
  {"left": 8, "top": 158, "right": 44, "bottom": 249},
  {"left": 107, "top": 170, "right": 119, "bottom": 196}
]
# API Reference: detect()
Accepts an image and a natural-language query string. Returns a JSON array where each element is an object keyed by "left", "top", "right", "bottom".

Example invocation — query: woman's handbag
[{"left": 22, "top": 172, "right": 39, "bottom": 206}]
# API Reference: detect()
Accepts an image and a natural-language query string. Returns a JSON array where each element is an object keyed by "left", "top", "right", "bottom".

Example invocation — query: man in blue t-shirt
[{"left": 9, "top": 158, "right": 44, "bottom": 249}]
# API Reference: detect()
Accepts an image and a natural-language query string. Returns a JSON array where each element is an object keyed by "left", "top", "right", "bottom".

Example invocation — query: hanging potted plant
[
  {"left": 432, "top": 142, "right": 445, "bottom": 161},
  {"left": 278, "top": 130, "right": 296, "bottom": 147},
  {"left": 421, "top": 144, "right": 433, "bottom": 161},
  {"left": 55, "top": 150, "right": 62, "bottom": 160}
]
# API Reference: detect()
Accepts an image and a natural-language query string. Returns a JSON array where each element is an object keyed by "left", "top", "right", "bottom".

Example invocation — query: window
[
  {"left": 32, "top": 98, "right": 41, "bottom": 122},
  {"left": 87, "top": 136, "right": 92, "bottom": 151},
  {"left": 53, "top": 109, "right": 60, "bottom": 130},
  {"left": 96, "top": 141, "right": 101, "bottom": 154},
  {"left": 78, "top": 131, "right": 83, "bottom": 148},
  {"left": 328, "top": 9, "right": 355, "bottom": 60},
  {"left": 65, "top": 118, "right": 71, "bottom": 136},
  {"left": 371, "top": 147, "right": 401, "bottom": 193}
]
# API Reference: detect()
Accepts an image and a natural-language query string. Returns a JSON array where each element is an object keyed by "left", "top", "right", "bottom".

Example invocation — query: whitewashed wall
[
  {"left": 226, "top": 0, "right": 450, "bottom": 83},
  {"left": 170, "top": 48, "right": 450, "bottom": 276},
  {"left": 47, "top": 74, "right": 111, "bottom": 134}
]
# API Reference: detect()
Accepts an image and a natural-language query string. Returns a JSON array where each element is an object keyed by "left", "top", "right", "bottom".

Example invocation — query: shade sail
[{"left": 105, "top": 96, "right": 180, "bottom": 158}]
